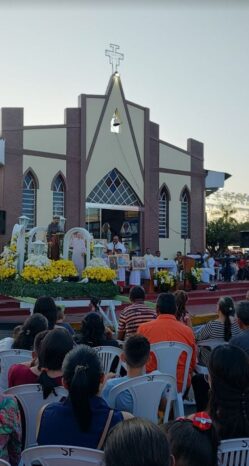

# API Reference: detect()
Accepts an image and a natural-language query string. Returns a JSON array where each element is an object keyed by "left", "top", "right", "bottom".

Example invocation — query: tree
[{"left": 206, "top": 205, "right": 238, "bottom": 254}]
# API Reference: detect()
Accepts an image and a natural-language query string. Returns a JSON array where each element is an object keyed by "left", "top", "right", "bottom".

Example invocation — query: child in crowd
[
  {"left": 101, "top": 334, "right": 160, "bottom": 413},
  {"left": 174, "top": 290, "right": 192, "bottom": 327},
  {"left": 55, "top": 305, "right": 75, "bottom": 335},
  {"left": 37, "top": 345, "right": 132, "bottom": 449},
  {"left": 104, "top": 418, "right": 171, "bottom": 466},
  {"left": 162, "top": 412, "right": 218, "bottom": 466}
]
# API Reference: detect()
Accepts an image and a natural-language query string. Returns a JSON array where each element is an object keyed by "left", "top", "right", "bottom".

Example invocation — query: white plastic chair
[
  {"left": 196, "top": 338, "right": 225, "bottom": 375},
  {"left": 0, "top": 349, "right": 32, "bottom": 390},
  {"left": 108, "top": 373, "right": 178, "bottom": 422},
  {"left": 151, "top": 341, "right": 193, "bottom": 416},
  {"left": 4, "top": 384, "right": 67, "bottom": 449},
  {"left": 95, "top": 346, "right": 125, "bottom": 375},
  {"left": 21, "top": 445, "right": 104, "bottom": 466},
  {"left": 219, "top": 438, "right": 249, "bottom": 466},
  {"left": 0, "top": 460, "right": 11, "bottom": 466}
]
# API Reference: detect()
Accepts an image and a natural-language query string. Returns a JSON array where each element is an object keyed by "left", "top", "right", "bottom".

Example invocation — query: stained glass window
[
  {"left": 22, "top": 172, "right": 37, "bottom": 230},
  {"left": 181, "top": 189, "right": 190, "bottom": 238},
  {"left": 53, "top": 175, "right": 65, "bottom": 217},
  {"left": 87, "top": 169, "right": 141, "bottom": 206}
]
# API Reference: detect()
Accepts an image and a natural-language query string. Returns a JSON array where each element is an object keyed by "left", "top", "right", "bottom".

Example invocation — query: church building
[{"left": 0, "top": 67, "right": 228, "bottom": 257}]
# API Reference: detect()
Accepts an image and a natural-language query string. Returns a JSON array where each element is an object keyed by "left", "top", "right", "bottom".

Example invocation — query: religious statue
[{"left": 47, "top": 215, "right": 63, "bottom": 260}]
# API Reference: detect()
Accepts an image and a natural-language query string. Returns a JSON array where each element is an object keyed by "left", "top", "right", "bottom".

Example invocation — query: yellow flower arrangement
[
  {"left": 21, "top": 259, "right": 77, "bottom": 283},
  {"left": 154, "top": 270, "right": 175, "bottom": 290},
  {"left": 83, "top": 266, "right": 116, "bottom": 282},
  {"left": 50, "top": 260, "right": 77, "bottom": 278},
  {"left": 21, "top": 265, "right": 55, "bottom": 284},
  {"left": 0, "top": 264, "right": 16, "bottom": 280}
]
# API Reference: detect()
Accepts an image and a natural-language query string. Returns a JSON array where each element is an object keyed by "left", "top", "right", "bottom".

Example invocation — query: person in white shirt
[{"left": 107, "top": 235, "right": 126, "bottom": 254}]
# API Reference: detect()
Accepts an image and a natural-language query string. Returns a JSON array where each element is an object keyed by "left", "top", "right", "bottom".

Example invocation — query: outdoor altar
[{"left": 0, "top": 217, "right": 118, "bottom": 299}]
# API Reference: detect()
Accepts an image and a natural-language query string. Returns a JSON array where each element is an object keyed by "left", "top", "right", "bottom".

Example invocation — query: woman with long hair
[
  {"left": 12, "top": 313, "right": 48, "bottom": 350},
  {"left": 33, "top": 296, "right": 58, "bottom": 330},
  {"left": 195, "top": 296, "right": 241, "bottom": 366},
  {"left": 74, "top": 313, "right": 119, "bottom": 348},
  {"left": 37, "top": 345, "right": 132, "bottom": 449},
  {"left": 174, "top": 290, "right": 191, "bottom": 327},
  {"left": 208, "top": 344, "right": 249, "bottom": 440}
]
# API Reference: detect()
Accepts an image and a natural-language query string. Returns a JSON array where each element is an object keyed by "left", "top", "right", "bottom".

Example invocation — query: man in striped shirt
[{"left": 118, "top": 286, "right": 156, "bottom": 341}]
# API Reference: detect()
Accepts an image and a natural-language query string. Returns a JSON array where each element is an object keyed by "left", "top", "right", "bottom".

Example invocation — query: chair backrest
[
  {"left": 219, "top": 438, "right": 249, "bottom": 466},
  {"left": 0, "top": 460, "right": 11, "bottom": 466},
  {"left": 0, "top": 349, "right": 32, "bottom": 389},
  {"left": 4, "top": 384, "right": 67, "bottom": 449},
  {"left": 109, "top": 373, "right": 176, "bottom": 423},
  {"left": 22, "top": 445, "right": 104, "bottom": 466},
  {"left": 95, "top": 346, "right": 123, "bottom": 374},
  {"left": 150, "top": 341, "right": 193, "bottom": 394},
  {"left": 197, "top": 338, "right": 225, "bottom": 349}
]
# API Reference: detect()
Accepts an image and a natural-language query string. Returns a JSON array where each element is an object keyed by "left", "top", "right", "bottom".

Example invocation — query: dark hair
[
  {"left": 62, "top": 345, "right": 102, "bottom": 432},
  {"left": 104, "top": 418, "right": 171, "bottom": 466},
  {"left": 218, "top": 296, "right": 235, "bottom": 341},
  {"left": 12, "top": 313, "right": 48, "bottom": 350},
  {"left": 38, "top": 328, "right": 74, "bottom": 399},
  {"left": 162, "top": 418, "right": 219, "bottom": 466},
  {"left": 76, "top": 313, "right": 106, "bottom": 347},
  {"left": 208, "top": 345, "right": 249, "bottom": 439},
  {"left": 157, "top": 293, "right": 176, "bottom": 315},
  {"left": 33, "top": 330, "right": 49, "bottom": 355},
  {"left": 174, "top": 290, "right": 188, "bottom": 321},
  {"left": 33, "top": 296, "right": 58, "bottom": 329},
  {"left": 90, "top": 297, "right": 101, "bottom": 311},
  {"left": 124, "top": 335, "right": 150, "bottom": 368},
  {"left": 236, "top": 300, "right": 249, "bottom": 326},
  {"left": 129, "top": 286, "right": 145, "bottom": 302}
]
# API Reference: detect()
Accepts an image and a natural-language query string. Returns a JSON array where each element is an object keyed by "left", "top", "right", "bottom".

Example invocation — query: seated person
[
  {"left": 162, "top": 412, "right": 219, "bottom": 466},
  {"left": 9, "top": 328, "right": 74, "bottom": 399},
  {"left": 0, "top": 394, "right": 22, "bottom": 466},
  {"left": 104, "top": 418, "right": 171, "bottom": 466},
  {"left": 55, "top": 305, "right": 75, "bottom": 335},
  {"left": 37, "top": 345, "right": 132, "bottom": 449},
  {"left": 0, "top": 325, "right": 22, "bottom": 351},
  {"left": 230, "top": 300, "right": 249, "bottom": 354},
  {"left": 12, "top": 313, "right": 48, "bottom": 350},
  {"left": 74, "top": 313, "right": 119, "bottom": 348},
  {"left": 33, "top": 296, "right": 58, "bottom": 329},
  {"left": 101, "top": 335, "right": 160, "bottom": 413}
]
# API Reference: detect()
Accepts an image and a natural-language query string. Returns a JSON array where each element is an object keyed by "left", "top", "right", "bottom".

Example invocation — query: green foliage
[{"left": 0, "top": 277, "right": 119, "bottom": 299}]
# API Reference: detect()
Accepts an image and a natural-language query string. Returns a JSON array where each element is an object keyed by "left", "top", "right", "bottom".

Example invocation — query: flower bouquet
[
  {"left": 154, "top": 270, "right": 175, "bottom": 292},
  {"left": 185, "top": 267, "right": 202, "bottom": 289}
]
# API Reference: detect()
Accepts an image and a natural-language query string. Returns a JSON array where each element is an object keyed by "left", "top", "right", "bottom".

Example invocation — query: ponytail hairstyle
[
  {"left": 174, "top": 290, "right": 188, "bottom": 321},
  {"left": 208, "top": 345, "right": 249, "bottom": 440},
  {"left": 218, "top": 296, "right": 235, "bottom": 341},
  {"left": 62, "top": 345, "right": 103, "bottom": 432},
  {"left": 12, "top": 313, "right": 48, "bottom": 350},
  {"left": 38, "top": 328, "right": 74, "bottom": 399}
]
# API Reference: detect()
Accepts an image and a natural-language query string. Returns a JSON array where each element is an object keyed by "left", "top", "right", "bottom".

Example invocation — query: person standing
[
  {"left": 47, "top": 215, "right": 62, "bottom": 260},
  {"left": 107, "top": 235, "right": 126, "bottom": 254}
]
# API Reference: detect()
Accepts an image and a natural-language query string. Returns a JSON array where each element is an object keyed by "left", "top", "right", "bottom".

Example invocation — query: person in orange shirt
[{"left": 137, "top": 293, "right": 196, "bottom": 392}]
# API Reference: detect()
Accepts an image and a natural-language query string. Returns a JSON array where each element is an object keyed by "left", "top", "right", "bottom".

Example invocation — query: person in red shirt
[{"left": 137, "top": 293, "right": 196, "bottom": 392}]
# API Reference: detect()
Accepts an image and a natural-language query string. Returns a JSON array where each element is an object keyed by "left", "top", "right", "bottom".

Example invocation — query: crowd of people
[{"left": 1, "top": 289, "right": 249, "bottom": 466}]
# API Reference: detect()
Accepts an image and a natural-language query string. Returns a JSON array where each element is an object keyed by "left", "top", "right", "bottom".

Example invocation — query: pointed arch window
[
  {"left": 22, "top": 171, "right": 37, "bottom": 229},
  {"left": 53, "top": 175, "right": 65, "bottom": 217},
  {"left": 87, "top": 169, "right": 141, "bottom": 206},
  {"left": 159, "top": 186, "right": 170, "bottom": 238},
  {"left": 181, "top": 188, "right": 190, "bottom": 238}
]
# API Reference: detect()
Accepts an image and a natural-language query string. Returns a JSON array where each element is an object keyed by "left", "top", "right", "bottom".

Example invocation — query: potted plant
[{"left": 154, "top": 270, "right": 176, "bottom": 292}]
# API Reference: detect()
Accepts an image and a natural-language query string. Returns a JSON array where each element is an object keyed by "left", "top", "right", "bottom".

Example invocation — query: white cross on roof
[{"left": 105, "top": 44, "right": 124, "bottom": 73}]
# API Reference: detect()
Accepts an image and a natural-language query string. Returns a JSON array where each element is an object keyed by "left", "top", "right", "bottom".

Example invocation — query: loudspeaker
[{"left": 240, "top": 231, "right": 249, "bottom": 248}]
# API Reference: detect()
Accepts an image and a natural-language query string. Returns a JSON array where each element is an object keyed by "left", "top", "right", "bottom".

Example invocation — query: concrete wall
[
  {"left": 23, "top": 128, "right": 66, "bottom": 155},
  {"left": 159, "top": 142, "right": 190, "bottom": 171}
]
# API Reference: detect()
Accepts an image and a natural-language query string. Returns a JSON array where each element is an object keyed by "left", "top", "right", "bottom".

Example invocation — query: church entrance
[{"left": 85, "top": 205, "right": 141, "bottom": 252}]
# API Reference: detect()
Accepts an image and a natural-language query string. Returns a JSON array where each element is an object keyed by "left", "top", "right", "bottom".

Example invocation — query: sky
[{"left": 0, "top": 0, "right": 248, "bottom": 193}]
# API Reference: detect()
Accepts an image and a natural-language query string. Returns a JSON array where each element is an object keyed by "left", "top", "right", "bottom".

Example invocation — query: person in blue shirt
[
  {"left": 37, "top": 345, "right": 132, "bottom": 449},
  {"left": 101, "top": 334, "right": 161, "bottom": 413}
]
